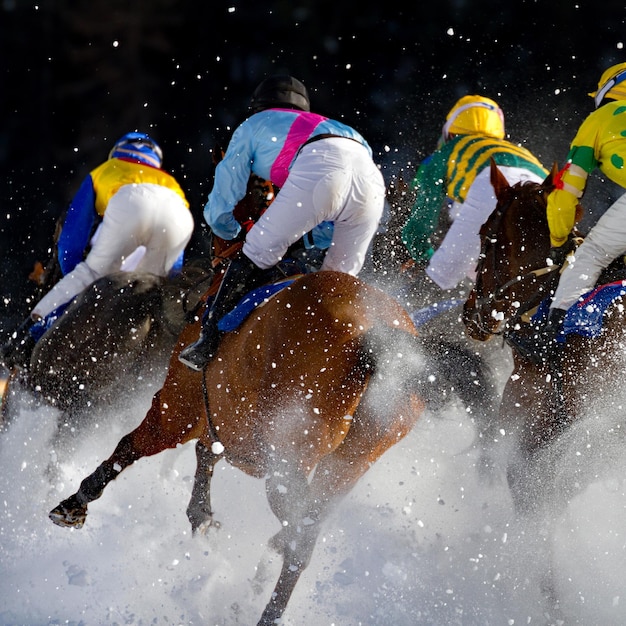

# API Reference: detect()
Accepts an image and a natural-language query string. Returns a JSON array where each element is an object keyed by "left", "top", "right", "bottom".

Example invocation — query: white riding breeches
[
  {"left": 242, "top": 137, "right": 385, "bottom": 276},
  {"left": 32, "top": 183, "right": 194, "bottom": 319},
  {"left": 551, "top": 191, "right": 626, "bottom": 311},
  {"left": 426, "top": 165, "right": 545, "bottom": 290}
]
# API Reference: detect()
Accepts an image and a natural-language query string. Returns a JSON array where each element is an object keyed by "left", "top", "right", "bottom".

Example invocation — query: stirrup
[{"left": 178, "top": 334, "right": 218, "bottom": 371}]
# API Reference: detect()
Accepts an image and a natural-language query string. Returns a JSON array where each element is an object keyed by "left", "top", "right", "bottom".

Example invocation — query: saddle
[
  {"left": 530, "top": 257, "right": 626, "bottom": 342},
  {"left": 217, "top": 275, "right": 303, "bottom": 332}
]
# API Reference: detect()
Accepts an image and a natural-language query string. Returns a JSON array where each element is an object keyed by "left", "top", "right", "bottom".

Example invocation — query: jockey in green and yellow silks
[
  {"left": 545, "top": 62, "right": 626, "bottom": 311},
  {"left": 401, "top": 95, "right": 547, "bottom": 290}
]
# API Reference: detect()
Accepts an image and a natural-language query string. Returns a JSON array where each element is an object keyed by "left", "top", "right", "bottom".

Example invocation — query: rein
[
  {"left": 468, "top": 182, "right": 564, "bottom": 338},
  {"left": 201, "top": 369, "right": 222, "bottom": 447},
  {"left": 471, "top": 264, "right": 561, "bottom": 336}
]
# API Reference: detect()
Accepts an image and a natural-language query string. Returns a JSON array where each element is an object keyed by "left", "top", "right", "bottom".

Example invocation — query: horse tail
[{"left": 358, "top": 326, "right": 498, "bottom": 426}]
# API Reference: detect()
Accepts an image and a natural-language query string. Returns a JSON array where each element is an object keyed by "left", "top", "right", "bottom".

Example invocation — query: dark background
[{"left": 1, "top": 0, "right": 624, "bottom": 332}]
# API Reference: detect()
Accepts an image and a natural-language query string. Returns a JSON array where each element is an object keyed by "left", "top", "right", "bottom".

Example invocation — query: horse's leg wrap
[
  {"left": 49, "top": 460, "right": 123, "bottom": 528},
  {"left": 76, "top": 460, "right": 122, "bottom": 503}
]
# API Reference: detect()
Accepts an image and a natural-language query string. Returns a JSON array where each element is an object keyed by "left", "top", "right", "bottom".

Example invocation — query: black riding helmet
[{"left": 249, "top": 74, "right": 310, "bottom": 113}]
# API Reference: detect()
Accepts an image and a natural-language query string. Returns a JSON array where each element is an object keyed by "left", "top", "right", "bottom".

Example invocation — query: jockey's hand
[{"left": 548, "top": 238, "right": 577, "bottom": 267}]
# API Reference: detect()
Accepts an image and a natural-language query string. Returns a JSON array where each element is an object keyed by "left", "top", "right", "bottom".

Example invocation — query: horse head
[{"left": 462, "top": 159, "right": 559, "bottom": 341}]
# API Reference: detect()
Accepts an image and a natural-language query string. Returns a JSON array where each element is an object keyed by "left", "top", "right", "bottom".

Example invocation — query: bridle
[{"left": 467, "top": 184, "right": 560, "bottom": 338}]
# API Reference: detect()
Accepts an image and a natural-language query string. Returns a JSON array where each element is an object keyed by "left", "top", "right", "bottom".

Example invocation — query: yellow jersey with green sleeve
[{"left": 547, "top": 101, "right": 626, "bottom": 247}]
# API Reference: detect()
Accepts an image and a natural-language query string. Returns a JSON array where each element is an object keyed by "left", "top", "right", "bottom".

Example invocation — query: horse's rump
[
  {"left": 202, "top": 271, "right": 421, "bottom": 475},
  {"left": 22, "top": 265, "right": 212, "bottom": 415}
]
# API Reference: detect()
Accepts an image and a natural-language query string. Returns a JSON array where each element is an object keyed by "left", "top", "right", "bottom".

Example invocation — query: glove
[{"left": 548, "top": 238, "right": 577, "bottom": 266}]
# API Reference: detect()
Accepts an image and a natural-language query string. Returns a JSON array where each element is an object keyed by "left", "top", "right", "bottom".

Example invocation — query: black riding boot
[
  {"left": 0, "top": 316, "right": 37, "bottom": 369},
  {"left": 178, "top": 254, "right": 265, "bottom": 371},
  {"left": 506, "top": 307, "right": 567, "bottom": 365}
]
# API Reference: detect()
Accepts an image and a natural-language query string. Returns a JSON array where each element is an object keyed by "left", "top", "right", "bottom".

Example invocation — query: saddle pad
[
  {"left": 217, "top": 277, "right": 299, "bottom": 332},
  {"left": 532, "top": 280, "right": 626, "bottom": 341},
  {"left": 409, "top": 298, "right": 463, "bottom": 327},
  {"left": 34, "top": 301, "right": 72, "bottom": 342}
]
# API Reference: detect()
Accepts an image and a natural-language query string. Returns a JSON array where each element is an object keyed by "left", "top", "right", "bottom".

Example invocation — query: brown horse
[
  {"left": 462, "top": 159, "right": 626, "bottom": 512},
  {"left": 50, "top": 270, "right": 496, "bottom": 626}
]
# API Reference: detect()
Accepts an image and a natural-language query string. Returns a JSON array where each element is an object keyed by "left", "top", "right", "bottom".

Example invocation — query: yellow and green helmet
[
  {"left": 589, "top": 62, "right": 626, "bottom": 108},
  {"left": 441, "top": 95, "right": 505, "bottom": 142}
]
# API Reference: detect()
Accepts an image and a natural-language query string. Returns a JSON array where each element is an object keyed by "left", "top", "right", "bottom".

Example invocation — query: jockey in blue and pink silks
[
  {"left": 1, "top": 132, "right": 194, "bottom": 368},
  {"left": 179, "top": 74, "right": 386, "bottom": 371}
]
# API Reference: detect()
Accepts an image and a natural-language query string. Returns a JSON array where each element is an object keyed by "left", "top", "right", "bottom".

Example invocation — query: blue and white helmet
[{"left": 109, "top": 132, "right": 163, "bottom": 168}]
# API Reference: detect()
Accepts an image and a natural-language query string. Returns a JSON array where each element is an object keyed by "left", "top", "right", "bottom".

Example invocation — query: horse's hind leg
[
  {"left": 186, "top": 440, "right": 221, "bottom": 534},
  {"left": 257, "top": 555, "right": 306, "bottom": 626},
  {"left": 259, "top": 466, "right": 317, "bottom": 626},
  {"left": 259, "top": 397, "right": 419, "bottom": 625}
]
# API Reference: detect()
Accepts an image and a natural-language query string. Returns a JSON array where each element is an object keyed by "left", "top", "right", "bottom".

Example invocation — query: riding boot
[
  {"left": 178, "top": 253, "right": 265, "bottom": 371},
  {"left": 506, "top": 307, "right": 567, "bottom": 365},
  {"left": 0, "top": 316, "right": 37, "bottom": 369}
]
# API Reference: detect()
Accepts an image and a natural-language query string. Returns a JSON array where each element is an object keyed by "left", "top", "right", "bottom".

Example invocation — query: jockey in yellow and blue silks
[
  {"left": 516, "top": 62, "right": 626, "bottom": 363},
  {"left": 1, "top": 132, "right": 194, "bottom": 368},
  {"left": 57, "top": 134, "right": 190, "bottom": 277},
  {"left": 401, "top": 95, "right": 547, "bottom": 290}
]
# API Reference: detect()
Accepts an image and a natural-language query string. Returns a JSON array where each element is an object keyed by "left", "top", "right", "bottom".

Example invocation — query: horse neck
[{"left": 474, "top": 191, "right": 551, "bottom": 319}]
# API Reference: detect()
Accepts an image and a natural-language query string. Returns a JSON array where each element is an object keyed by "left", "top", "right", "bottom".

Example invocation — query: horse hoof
[
  {"left": 48, "top": 502, "right": 87, "bottom": 528},
  {"left": 193, "top": 518, "right": 220, "bottom": 536}
]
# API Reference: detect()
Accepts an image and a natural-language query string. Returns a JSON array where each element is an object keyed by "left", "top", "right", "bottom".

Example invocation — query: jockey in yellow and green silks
[
  {"left": 546, "top": 62, "right": 626, "bottom": 313},
  {"left": 401, "top": 95, "right": 547, "bottom": 290}
]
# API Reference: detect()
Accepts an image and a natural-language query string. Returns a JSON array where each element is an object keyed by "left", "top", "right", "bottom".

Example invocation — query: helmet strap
[
  {"left": 594, "top": 70, "right": 626, "bottom": 108},
  {"left": 441, "top": 101, "right": 500, "bottom": 142}
]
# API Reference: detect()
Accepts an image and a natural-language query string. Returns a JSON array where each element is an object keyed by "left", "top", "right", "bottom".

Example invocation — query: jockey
[
  {"left": 516, "top": 62, "right": 626, "bottom": 363},
  {"left": 1, "top": 132, "right": 194, "bottom": 368},
  {"left": 401, "top": 95, "right": 547, "bottom": 290},
  {"left": 178, "top": 73, "right": 385, "bottom": 371}
]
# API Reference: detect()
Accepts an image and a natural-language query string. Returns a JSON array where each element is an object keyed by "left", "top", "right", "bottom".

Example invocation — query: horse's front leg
[
  {"left": 49, "top": 383, "right": 200, "bottom": 528},
  {"left": 48, "top": 432, "right": 141, "bottom": 528},
  {"left": 186, "top": 439, "right": 221, "bottom": 533}
]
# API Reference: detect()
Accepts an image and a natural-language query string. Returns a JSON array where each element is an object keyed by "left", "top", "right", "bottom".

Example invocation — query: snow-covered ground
[{"left": 2, "top": 336, "right": 626, "bottom": 626}]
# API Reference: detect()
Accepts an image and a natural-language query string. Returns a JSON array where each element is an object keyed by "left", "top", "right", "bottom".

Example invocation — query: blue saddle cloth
[
  {"left": 217, "top": 277, "right": 299, "bottom": 332},
  {"left": 220, "top": 288, "right": 467, "bottom": 334},
  {"left": 409, "top": 298, "right": 463, "bottom": 327},
  {"left": 532, "top": 280, "right": 626, "bottom": 341},
  {"left": 30, "top": 301, "right": 71, "bottom": 343}
]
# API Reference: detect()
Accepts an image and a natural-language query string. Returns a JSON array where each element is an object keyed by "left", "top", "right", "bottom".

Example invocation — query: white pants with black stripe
[{"left": 551, "top": 191, "right": 626, "bottom": 311}]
